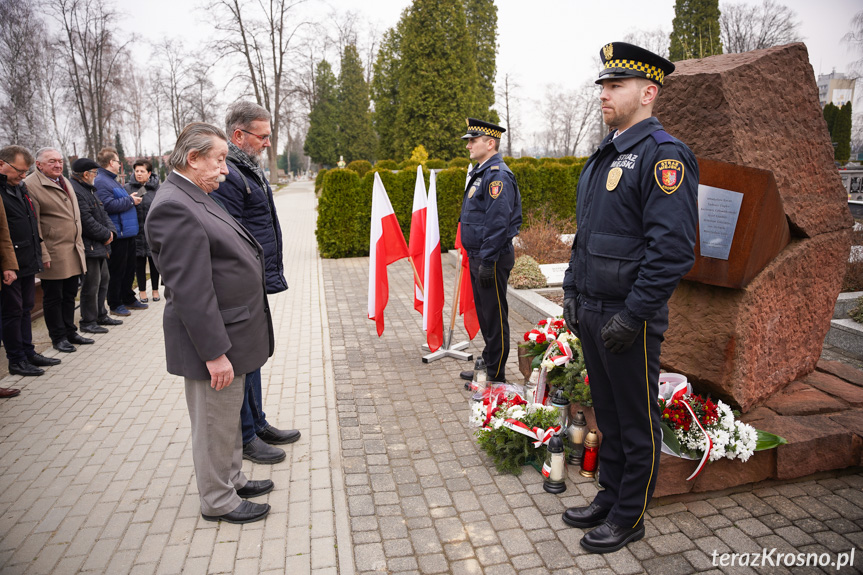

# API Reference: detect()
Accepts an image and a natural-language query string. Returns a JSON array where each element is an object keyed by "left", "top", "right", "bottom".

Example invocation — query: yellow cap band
[{"left": 603, "top": 58, "right": 666, "bottom": 85}]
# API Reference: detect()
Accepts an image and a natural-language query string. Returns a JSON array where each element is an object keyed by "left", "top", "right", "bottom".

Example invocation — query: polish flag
[
  {"left": 454, "top": 223, "right": 479, "bottom": 340},
  {"left": 368, "top": 172, "right": 409, "bottom": 336},
  {"left": 422, "top": 171, "right": 444, "bottom": 352},
  {"left": 408, "top": 166, "right": 427, "bottom": 315}
]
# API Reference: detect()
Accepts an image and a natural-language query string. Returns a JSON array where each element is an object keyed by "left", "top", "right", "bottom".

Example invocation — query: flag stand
[{"left": 422, "top": 251, "right": 473, "bottom": 363}]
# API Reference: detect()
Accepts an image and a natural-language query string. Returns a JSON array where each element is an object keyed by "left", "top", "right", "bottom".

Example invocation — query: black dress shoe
[
  {"left": 9, "top": 361, "right": 44, "bottom": 376},
  {"left": 460, "top": 370, "right": 474, "bottom": 381},
  {"left": 98, "top": 317, "right": 123, "bottom": 326},
  {"left": 580, "top": 520, "right": 645, "bottom": 554},
  {"left": 562, "top": 501, "right": 611, "bottom": 528},
  {"left": 236, "top": 479, "right": 274, "bottom": 499},
  {"left": 242, "top": 436, "right": 286, "bottom": 464},
  {"left": 202, "top": 500, "right": 270, "bottom": 524},
  {"left": 80, "top": 323, "right": 109, "bottom": 334},
  {"left": 68, "top": 333, "right": 94, "bottom": 345},
  {"left": 257, "top": 425, "right": 301, "bottom": 445},
  {"left": 27, "top": 353, "right": 61, "bottom": 366},
  {"left": 53, "top": 339, "right": 76, "bottom": 353}
]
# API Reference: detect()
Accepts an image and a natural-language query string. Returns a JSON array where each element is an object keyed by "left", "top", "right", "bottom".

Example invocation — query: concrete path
[{"left": 0, "top": 179, "right": 860, "bottom": 574}]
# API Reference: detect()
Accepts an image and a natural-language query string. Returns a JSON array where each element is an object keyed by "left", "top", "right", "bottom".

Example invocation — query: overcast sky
[{"left": 114, "top": 0, "right": 861, "bottom": 154}]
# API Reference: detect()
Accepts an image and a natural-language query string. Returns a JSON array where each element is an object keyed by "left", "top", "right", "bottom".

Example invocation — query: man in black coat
[
  {"left": 0, "top": 145, "right": 61, "bottom": 376},
  {"left": 70, "top": 158, "right": 119, "bottom": 334}
]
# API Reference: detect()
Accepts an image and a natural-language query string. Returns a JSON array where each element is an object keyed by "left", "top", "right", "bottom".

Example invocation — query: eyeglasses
[
  {"left": 240, "top": 129, "right": 271, "bottom": 142},
  {"left": 0, "top": 160, "right": 29, "bottom": 176}
]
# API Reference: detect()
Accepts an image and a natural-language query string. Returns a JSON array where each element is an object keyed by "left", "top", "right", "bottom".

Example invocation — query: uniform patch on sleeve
[
  {"left": 489, "top": 181, "right": 503, "bottom": 199},
  {"left": 654, "top": 159, "right": 684, "bottom": 194}
]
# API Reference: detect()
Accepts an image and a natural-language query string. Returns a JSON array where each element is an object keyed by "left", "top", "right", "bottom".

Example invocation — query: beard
[
  {"left": 239, "top": 143, "right": 262, "bottom": 165},
  {"left": 217, "top": 174, "right": 226, "bottom": 183}
]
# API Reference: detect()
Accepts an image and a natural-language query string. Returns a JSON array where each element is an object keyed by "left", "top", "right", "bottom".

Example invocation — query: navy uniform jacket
[
  {"left": 459, "top": 153, "right": 522, "bottom": 266},
  {"left": 562, "top": 117, "right": 698, "bottom": 322}
]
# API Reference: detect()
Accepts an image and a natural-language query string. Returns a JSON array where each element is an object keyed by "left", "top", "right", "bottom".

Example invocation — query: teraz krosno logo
[{"left": 712, "top": 548, "right": 856, "bottom": 571}]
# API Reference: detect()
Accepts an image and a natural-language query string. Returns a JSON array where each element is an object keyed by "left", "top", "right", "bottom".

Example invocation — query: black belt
[{"left": 577, "top": 294, "right": 625, "bottom": 313}]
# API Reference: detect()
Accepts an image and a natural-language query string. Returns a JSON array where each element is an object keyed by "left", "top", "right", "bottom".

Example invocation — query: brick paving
[{"left": 0, "top": 179, "right": 860, "bottom": 574}]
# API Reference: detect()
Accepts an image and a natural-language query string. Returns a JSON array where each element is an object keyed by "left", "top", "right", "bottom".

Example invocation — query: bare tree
[
  {"left": 186, "top": 63, "right": 220, "bottom": 124},
  {"left": 147, "top": 68, "right": 166, "bottom": 156},
  {"left": 0, "top": 0, "right": 47, "bottom": 149},
  {"left": 843, "top": 10, "right": 863, "bottom": 76},
  {"left": 538, "top": 82, "right": 599, "bottom": 157},
  {"left": 208, "top": 0, "right": 310, "bottom": 178},
  {"left": 623, "top": 28, "right": 670, "bottom": 60},
  {"left": 41, "top": 43, "right": 76, "bottom": 162},
  {"left": 121, "top": 71, "right": 149, "bottom": 157},
  {"left": 50, "top": 0, "right": 131, "bottom": 157},
  {"left": 720, "top": 0, "right": 802, "bottom": 54},
  {"left": 496, "top": 73, "right": 520, "bottom": 157},
  {"left": 153, "top": 39, "right": 194, "bottom": 139}
]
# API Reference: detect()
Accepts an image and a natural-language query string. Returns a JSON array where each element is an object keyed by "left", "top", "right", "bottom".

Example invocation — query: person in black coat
[
  {"left": 70, "top": 158, "right": 119, "bottom": 334},
  {"left": 126, "top": 160, "right": 160, "bottom": 302},
  {"left": 0, "top": 145, "right": 61, "bottom": 376}
]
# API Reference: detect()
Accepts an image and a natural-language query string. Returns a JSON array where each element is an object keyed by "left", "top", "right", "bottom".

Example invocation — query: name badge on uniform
[
  {"left": 468, "top": 185, "right": 477, "bottom": 198},
  {"left": 606, "top": 167, "right": 623, "bottom": 191},
  {"left": 489, "top": 181, "right": 503, "bottom": 199}
]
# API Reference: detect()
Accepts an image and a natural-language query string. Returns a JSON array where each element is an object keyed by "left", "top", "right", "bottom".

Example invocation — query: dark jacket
[
  {"left": 0, "top": 174, "right": 42, "bottom": 277},
  {"left": 95, "top": 167, "right": 138, "bottom": 239},
  {"left": 459, "top": 153, "right": 523, "bottom": 266},
  {"left": 71, "top": 176, "right": 116, "bottom": 259},
  {"left": 126, "top": 174, "right": 160, "bottom": 257},
  {"left": 210, "top": 157, "right": 288, "bottom": 294},
  {"left": 562, "top": 117, "right": 698, "bottom": 322}
]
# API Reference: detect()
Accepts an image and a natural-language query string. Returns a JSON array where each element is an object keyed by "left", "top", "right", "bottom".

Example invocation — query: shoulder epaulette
[{"left": 651, "top": 130, "right": 674, "bottom": 145}]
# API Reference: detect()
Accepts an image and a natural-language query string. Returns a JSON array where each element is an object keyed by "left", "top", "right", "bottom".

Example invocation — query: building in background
[{"left": 818, "top": 71, "right": 856, "bottom": 108}]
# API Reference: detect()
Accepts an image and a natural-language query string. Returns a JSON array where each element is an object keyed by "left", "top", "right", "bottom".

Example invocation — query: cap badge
[
  {"left": 606, "top": 167, "right": 622, "bottom": 191},
  {"left": 602, "top": 43, "right": 613, "bottom": 61}
]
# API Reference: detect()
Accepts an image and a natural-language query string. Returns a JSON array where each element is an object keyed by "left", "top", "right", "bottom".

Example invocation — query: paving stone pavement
[{"left": 0, "top": 179, "right": 861, "bottom": 574}]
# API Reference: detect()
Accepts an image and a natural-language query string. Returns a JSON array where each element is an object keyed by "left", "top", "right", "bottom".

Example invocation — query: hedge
[
  {"left": 314, "top": 168, "right": 328, "bottom": 193},
  {"left": 317, "top": 160, "right": 586, "bottom": 258},
  {"left": 374, "top": 159, "right": 399, "bottom": 170}
]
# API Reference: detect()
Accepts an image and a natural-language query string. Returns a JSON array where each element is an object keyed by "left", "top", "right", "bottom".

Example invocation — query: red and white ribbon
[
  {"left": 502, "top": 419, "right": 561, "bottom": 447},
  {"left": 669, "top": 382, "right": 712, "bottom": 481},
  {"left": 549, "top": 340, "right": 573, "bottom": 366}
]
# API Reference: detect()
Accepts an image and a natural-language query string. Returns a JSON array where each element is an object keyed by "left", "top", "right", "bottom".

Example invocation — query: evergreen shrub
[
  {"left": 315, "top": 168, "right": 328, "bottom": 192},
  {"left": 347, "top": 160, "right": 372, "bottom": 177},
  {"left": 375, "top": 159, "right": 399, "bottom": 170},
  {"left": 448, "top": 157, "right": 470, "bottom": 168},
  {"left": 509, "top": 255, "right": 546, "bottom": 289},
  {"left": 426, "top": 159, "right": 447, "bottom": 170},
  {"left": 316, "top": 169, "right": 363, "bottom": 258}
]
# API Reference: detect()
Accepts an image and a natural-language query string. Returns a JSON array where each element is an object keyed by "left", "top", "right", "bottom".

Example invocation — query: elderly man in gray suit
[{"left": 145, "top": 122, "right": 275, "bottom": 524}]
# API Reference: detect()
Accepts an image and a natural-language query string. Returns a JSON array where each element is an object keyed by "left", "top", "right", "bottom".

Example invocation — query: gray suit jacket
[{"left": 145, "top": 172, "right": 274, "bottom": 380}]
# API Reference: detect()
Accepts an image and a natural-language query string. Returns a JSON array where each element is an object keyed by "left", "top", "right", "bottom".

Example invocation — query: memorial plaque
[
  {"left": 540, "top": 263, "right": 569, "bottom": 286},
  {"left": 697, "top": 185, "right": 744, "bottom": 260},
  {"left": 683, "top": 157, "right": 790, "bottom": 289}
]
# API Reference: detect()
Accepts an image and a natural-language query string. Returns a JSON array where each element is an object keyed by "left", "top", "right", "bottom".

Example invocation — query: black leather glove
[
  {"left": 478, "top": 264, "right": 495, "bottom": 289},
  {"left": 563, "top": 297, "right": 579, "bottom": 338},
  {"left": 600, "top": 311, "right": 641, "bottom": 354}
]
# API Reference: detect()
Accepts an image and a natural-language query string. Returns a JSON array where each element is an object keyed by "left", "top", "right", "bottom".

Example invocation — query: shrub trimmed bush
[
  {"left": 316, "top": 169, "right": 363, "bottom": 258},
  {"left": 314, "top": 168, "right": 328, "bottom": 192},
  {"left": 448, "top": 156, "right": 470, "bottom": 168},
  {"left": 375, "top": 159, "right": 399, "bottom": 170},
  {"left": 426, "top": 159, "right": 447, "bottom": 170},
  {"left": 510, "top": 255, "right": 546, "bottom": 289},
  {"left": 347, "top": 160, "right": 372, "bottom": 177}
]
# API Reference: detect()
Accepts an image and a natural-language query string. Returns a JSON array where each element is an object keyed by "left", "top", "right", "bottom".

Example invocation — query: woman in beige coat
[{"left": 23, "top": 148, "right": 90, "bottom": 352}]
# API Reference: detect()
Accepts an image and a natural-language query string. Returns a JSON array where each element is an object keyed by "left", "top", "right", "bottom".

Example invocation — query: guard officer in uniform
[
  {"left": 560, "top": 42, "right": 698, "bottom": 553},
  {"left": 458, "top": 119, "right": 522, "bottom": 386}
]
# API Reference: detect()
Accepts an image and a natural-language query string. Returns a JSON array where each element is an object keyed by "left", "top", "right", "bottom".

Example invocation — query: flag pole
[
  {"left": 422, "top": 250, "right": 473, "bottom": 363},
  {"left": 408, "top": 257, "right": 424, "bottom": 296}
]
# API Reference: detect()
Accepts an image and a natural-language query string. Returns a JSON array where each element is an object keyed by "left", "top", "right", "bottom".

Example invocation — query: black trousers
[
  {"left": 468, "top": 249, "right": 515, "bottom": 382},
  {"left": 107, "top": 237, "right": 137, "bottom": 308},
  {"left": 0, "top": 274, "right": 36, "bottom": 363},
  {"left": 577, "top": 295, "right": 667, "bottom": 529},
  {"left": 41, "top": 276, "right": 81, "bottom": 344},
  {"left": 136, "top": 255, "right": 160, "bottom": 293},
  {"left": 80, "top": 257, "right": 109, "bottom": 325}
]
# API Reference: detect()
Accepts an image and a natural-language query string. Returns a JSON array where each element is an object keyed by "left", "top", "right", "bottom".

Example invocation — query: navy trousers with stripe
[
  {"left": 469, "top": 249, "right": 514, "bottom": 382},
  {"left": 577, "top": 297, "right": 667, "bottom": 529}
]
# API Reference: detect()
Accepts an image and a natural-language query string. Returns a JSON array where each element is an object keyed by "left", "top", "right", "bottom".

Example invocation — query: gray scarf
[{"left": 228, "top": 141, "right": 268, "bottom": 189}]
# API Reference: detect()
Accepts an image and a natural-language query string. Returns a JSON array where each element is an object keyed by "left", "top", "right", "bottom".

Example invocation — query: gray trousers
[
  {"left": 80, "top": 257, "right": 109, "bottom": 325},
  {"left": 184, "top": 373, "right": 248, "bottom": 515}
]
